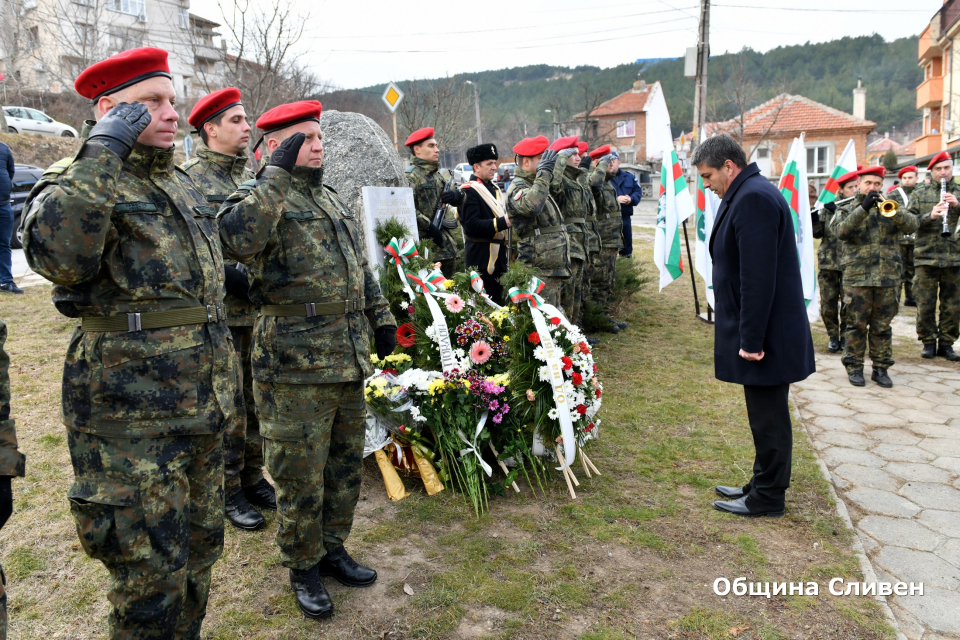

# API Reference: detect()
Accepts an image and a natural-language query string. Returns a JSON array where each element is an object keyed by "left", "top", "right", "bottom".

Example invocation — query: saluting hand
[{"left": 87, "top": 102, "right": 152, "bottom": 161}]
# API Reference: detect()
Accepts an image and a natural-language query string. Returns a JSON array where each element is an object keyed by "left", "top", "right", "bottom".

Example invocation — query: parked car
[
  {"left": 3, "top": 107, "right": 78, "bottom": 137},
  {"left": 452, "top": 162, "right": 473, "bottom": 185},
  {"left": 9, "top": 164, "right": 43, "bottom": 249},
  {"left": 497, "top": 162, "right": 517, "bottom": 187}
]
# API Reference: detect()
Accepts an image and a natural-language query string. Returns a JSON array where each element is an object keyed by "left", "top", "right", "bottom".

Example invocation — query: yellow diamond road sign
[{"left": 382, "top": 82, "right": 404, "bottom": 113}]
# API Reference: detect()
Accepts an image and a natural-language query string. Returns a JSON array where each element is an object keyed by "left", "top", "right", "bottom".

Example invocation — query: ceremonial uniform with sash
[
  {"left": 460, "top": 143, "right": 509, "bottom": 304},
  {"left": 22, "top": 48, "right": 237, "bottom": 638}
]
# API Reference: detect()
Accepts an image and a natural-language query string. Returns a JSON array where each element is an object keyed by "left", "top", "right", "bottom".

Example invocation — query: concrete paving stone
[
  {"left": 858, "top": 516, "right": 941, "bottom": 551},
  {"left": 949, "top": 417, "right": 960, "bottom": 427},
  {"left": 893, "top": 585, "right": 960, "bottom": 635},
  {"left": 874, "top": 547, "right": 960, "bottom": 590},
  {"left": 800, "top": 390, "right": 850, "bottom": 405},
  {"left": 931, "top": 456, "right": 960, "bottom": 474},
  {"left": 812, "top": 416, "right": 865, "bottom": 433},
  {"left": 906, "top": 380, "right": 957, "bottom": 394},
  {"left": 936, "top": 371, "right": 960, "bottom": 380},
  {"left": 832, "top": 463, "right": 901, "bottom": 491},
  {"left": 885, "top": 383, "right": 923, "bottom": 397},
  {"left": 918, "top": 438, "right": 960, "bottom": 458},
  {"left": 867, "top": 429, "right": 921, "bottom": 446},
  {"left": 900, "top": 483, "right": 960, "bottom": 511},
  {"left": 852, "top": 412, "right": 908, "bottom": 427},
  {"left": 936, "top": 538, "right": 960, "bottom": 570},
  {"left": 884, "top": 462, "right": 953, "bottom": 484},
  {"left": 894, "top": 409, "right": 951, "bottom": 424},
  {"left": 845, "top": 487, "right": 922, "bottom": 517},
  {"left": 832, "top": 474, "right": 850, "bottom": 491},
  {"left": 871, "top": 443, "right": 937, "bottom": 463},
  {"left": 792, "top": 379, "right": 840, "bottom": 392},
  {"left": 897, "top": 364, "right": 935, "bottom": 374},
  {"left": 820, "top": 446, "right": 887, "bottom": 469},
  {"left": 812, "top": 403, "right": 857, "bottom": 417},
  {"left": 818, "top": 431, "right": 874, "bottom": 449},
  {"left": 889, "top": 605, "right": 928, "bottom": 640},
  {"left": 891, "top": 395, "right": 942, "bottom": 410},
  {"left": 918, "top": 390, "right": 960, "bottom": 406},
  {"left": 917, "top": 509, "right": 960, "bottom": 537},
  {"left": 843, "top": 397, "right": 896, "bottom": 414},
  {"left": 906, "top": 423, "right": 960, "bottom": 439},
  {"left": 858, "top": 531, "right": 880, "bottom": 554}
]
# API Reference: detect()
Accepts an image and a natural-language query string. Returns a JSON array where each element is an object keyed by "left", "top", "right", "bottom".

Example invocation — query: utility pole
[
  {"left": 465, "top": 80, "right": 481, "bottom": 144},
  {"left": 691, "top": 0, "right": 710, "bottom": 154}
]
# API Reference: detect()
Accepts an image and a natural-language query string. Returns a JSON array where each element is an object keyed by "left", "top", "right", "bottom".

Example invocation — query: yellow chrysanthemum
[
  {"left": 443, "top": 279, "right": 456, "bottom": 289},
  {"left": 384, "top": 353, "right": 412, "bottom": 364}
]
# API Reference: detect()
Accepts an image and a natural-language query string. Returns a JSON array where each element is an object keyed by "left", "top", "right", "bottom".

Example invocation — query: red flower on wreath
[
  {"left": 595, "top": 388, "right": 602, "bottom": 399},
  {"left": 593, "top": 364, "right": 598, "bottom": 373},
  {"left": 572, "top": 372, "right": 583, "bottom": 386},
  {"left": 586, "top": 423, "right": 595, "bottom": 432},
  {"left": 579, "top": 341, "right": 591, "bottom": 355},
  {"left": 576, "top": 404, "right": 587, "bottom": 415},
  {"left": 561, "top": 356, "right": 573, "bottom": 371},
  {"left": 528, "top": 332, "right": 541, "bottom": 345},
  {"left": 397, "top": 323, "right": 416, "bottom": 347},
  {"left": 550, "top": 317, "right": 561, "bottom": 326},
  {"left": 383, "top": 368, "right": 398, "bottom": 376}
]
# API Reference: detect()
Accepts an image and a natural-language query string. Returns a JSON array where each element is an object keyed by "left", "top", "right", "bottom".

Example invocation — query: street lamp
[
  {"left": 545, "top": 109, "right": 558, "bottom": 139},
  {"left": 465, "top": 80, "right": 481, "bottom": 144}
]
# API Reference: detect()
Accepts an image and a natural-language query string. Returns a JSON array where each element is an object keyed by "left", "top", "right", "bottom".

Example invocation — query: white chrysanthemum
[
  {"left": 533, "top": 345, "right": 547, "bottom": 362},
  {"left": 548, "top": 407, "right": 559, "bottom": 420},
  {"left": 454, "top": 348, "right": 465, "bottom": 359},
  {"left": 538, "top": 366, "right": 552, "bottom": 382}
]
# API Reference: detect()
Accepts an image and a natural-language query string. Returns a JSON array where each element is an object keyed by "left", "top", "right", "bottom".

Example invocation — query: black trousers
[
  {"left": 740, "top": 383, "right": 792, "bottom": 508},
  {"left": 481, "top": 272, "right": 504, "bottom": 305},
  {"left": 619, "top": 215, "right": 633, "bottom": 256}
]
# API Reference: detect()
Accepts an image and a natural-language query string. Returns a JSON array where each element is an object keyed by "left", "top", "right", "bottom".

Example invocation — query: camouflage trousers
[
  {"left": 914, "top": 265, "right": 960, "bottom": 346},
  {"left": 561, "top": 258, "right": 585, "bottom": 326},
  {"left": 899, "top": 244, "right": 915, "bottom": 301},
  {"left": 254, "top": 380, "right": 365, "bottom": 570},
  {"left": 841, "top": 286, "right": 898, "bottom": 372},
  {"left": 589, "top": 248, "right": 619, "bottom": 308},
  {"left": 818, "top": 269, "right": 846, "bottom": 339},
  {"left": 66, "top": 430, "right": 224, "bottom": 640},
  {"left": 534, "top": 275, "right": 566, "bottom": 308},
  {"left": 224, "top": 326, "right": 264, "bottom": 494}
]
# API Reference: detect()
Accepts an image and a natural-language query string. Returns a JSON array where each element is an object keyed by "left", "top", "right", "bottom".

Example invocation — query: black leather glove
[
  {"left": 537, "top": 149, "right": 558, "bottom": 174},
  {"left": 440, "top": 190, "right": 463, "bottom": 206},
  {"left": 824, "top": 201, "right": 837, "bottom": 213},
  {"left": 374, "top": 325, "right": 397, "bottom": 359},
  {"left": 87, "top": 102, "right": 151, "bottom": 160},
  {"left": 268, "top": 132, "right": 306, "bottom": 174},
  {"left": 0, "top": 476, "right": 12, "bottom": 530},
  {"left": 579, "top": 155, "right": 593, "bottom": 170},
  {"left": 861, "top": 191, "right": 882, "bottom": 212},
  {"left": 224, "top": 264, "right": 251, "bottom": 300}
]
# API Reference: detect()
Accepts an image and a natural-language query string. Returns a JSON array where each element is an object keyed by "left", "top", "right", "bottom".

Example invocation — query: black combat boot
[
  {"left": 871, "top": 368, "right": 893, "bottom": 388},
  {"left": 586, "top": 336, "right": 601, "bottom": 346},
  {"left": 938, "top": 342, "right": 960, "bottom": 362},
  {"left": 289, "top": 564, "right": 334, "bottom": 619},
  {"left": 614, "top": 320, "right": 628, "bottom": 330},
  {"left": 847, "top": 369, "right": 865, "bottom": 387},
  {"left": 317, "top": 546, "right": 378, "bottom": 587},
  {"left": 839, "top": 336, "right": 846, "bottom": 350},
  {"left": 243, "top": 478, "right": 277, "bottom": 511},
  {"left": 827, "top": 337, "right": 841, "bottom": 353},
  {"left": 921, "top": 343, "right": 937, "bottom": 359},
  {"left": 225, "top": 487, "right": 265, "bottom": 531}
]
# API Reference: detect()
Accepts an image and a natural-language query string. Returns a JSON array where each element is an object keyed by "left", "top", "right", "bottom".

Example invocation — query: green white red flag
[
  {"left": 777, "top": 133, "right": 819, "bottom": 322},
  {"left": 654, "top": 126, "right": 695, "bottom": 291},
  {"left": 694, "top": 173, "right": 720, "bottom": 308},
  {"left": 815, "top": 139, "right": 857, "bottom": 209}
]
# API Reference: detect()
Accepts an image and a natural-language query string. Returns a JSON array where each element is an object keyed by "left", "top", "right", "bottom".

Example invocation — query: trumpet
[{"left": 878, "top": 199, "right": 900, "bottom": 217}]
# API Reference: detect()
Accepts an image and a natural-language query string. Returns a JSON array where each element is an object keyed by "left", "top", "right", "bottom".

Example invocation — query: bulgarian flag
[
  {"left": 654, "top": 126, "right": 695, "bottom": 291},
  {"left": 778, "top": 133, "right": 819, "bottom": 323},
  {"left": 695, "top": 174, "right": 721, "bottom": 308},
  {"left": 815, "top": 139, "right": 857, "bottom": 209}
]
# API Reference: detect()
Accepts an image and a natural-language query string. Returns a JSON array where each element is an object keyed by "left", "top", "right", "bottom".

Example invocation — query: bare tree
[
  {"left": 547, "top": 78, "right": 617, "bottom": 148},
  {"left": 396, "top": 76, "right": 474, "bottom": 152}
]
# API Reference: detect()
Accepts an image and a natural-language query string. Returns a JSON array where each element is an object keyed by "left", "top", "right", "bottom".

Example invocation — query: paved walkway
[
  {"left": 793, "top": 354, "right": 960, "bottom": 639},
  {"left": 10, "top": 249, "right": 46, "bottom": 288}
]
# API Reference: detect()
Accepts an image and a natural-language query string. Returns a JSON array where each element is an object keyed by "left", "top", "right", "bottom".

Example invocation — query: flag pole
[{"left": 682, "top": 218, "right": 700, "bottom": 316}]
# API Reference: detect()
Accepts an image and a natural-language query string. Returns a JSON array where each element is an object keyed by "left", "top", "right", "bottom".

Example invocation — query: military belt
[
  {"left": 261, "top": 297, "right": 366, "bottom": 317},
  {"left": 518, "top": 225, "right": 564, "bottom": 239},
  {"left": 565, "top": 217, "right": 586, "bottom": 225},
  {"left": 81, "top": 305, "right": 226, "bottom": 333},
  {"left": 585, "top": 216, "right": 597, "bottom": 222},
  {"left": 465, "top": 236, "right": 502, "bottom": 245}
]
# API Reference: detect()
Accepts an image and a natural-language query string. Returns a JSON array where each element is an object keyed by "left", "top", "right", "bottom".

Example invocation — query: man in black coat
[
  {"left": 460, "top": 143, "right": 510, "bottom": 303},
  {"left": 694, "top": 134, "right": 815, "bottom": 518}
]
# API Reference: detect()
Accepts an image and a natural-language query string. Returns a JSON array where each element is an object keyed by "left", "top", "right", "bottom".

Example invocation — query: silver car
[{"left": 4, "top": 106, "right": 78, "bottom": 137}]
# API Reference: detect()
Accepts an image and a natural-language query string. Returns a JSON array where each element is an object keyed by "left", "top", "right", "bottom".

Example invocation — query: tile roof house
[{"left": 866, "top": 135, "right": 903, "bottom": 166}]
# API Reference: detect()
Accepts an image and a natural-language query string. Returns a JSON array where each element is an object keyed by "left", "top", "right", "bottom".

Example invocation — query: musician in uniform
[
  {"left": 812, "top": 170, "right": 857, "bottom": 353},
  {"left": 889, "top": 166, "right": 919, "bottom": 307},
  {"left": 460, "top": 143, "right": 510, "bottom": 304}
]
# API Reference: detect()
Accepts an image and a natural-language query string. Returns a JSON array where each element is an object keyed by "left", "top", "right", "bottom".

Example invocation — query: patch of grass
[
  {"left": 671, "top": 605, "right": 743, "bottom": 638},
  {"left": 580, "top": 626, "right": 631, "bottom": 640},
  {"left": 5, "top": 546, "right": 46, "bottom": 581},
  {"left": 36, "top": 433, "right": 63, "bottom": 449}
]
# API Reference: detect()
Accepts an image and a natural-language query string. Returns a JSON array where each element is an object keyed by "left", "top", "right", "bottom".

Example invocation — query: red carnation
[
  {"left": 528, "top": 332, "right": 541, "bottom": 345},
  {"left": 579, "top": 341, "right": 591, "bottom": 354},
  {"left": 595, "top": 388, "right": 602, "bottom": 398},
  {"left": 586, "top": 423, "right": 595, "bottom": 432},
  {"left": 561, "top": 356, "right": 573, "bottom": 370},
  {"left": 399, "top": 424, "right": 406, "bottom": 433},
  {"left": 572, "top": 372, "right": 583, "bottom": 386},
  {"left": 576, "top": 404, "right": 587, "bottom": 415},
  {"left": 593, "top": 364, "right": 598, "bottom": 373},
  {"left": 550, "top": 317, "right": 561, "bottom": 326},
  {"left": 397, "top": 323, "right": 416, "bottom": 347},
  {"left": 383, "top": 368, "right": 398, "bottom": 376}
]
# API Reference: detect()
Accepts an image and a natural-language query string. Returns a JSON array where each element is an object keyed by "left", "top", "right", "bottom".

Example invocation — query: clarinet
[{"left": 941, "top": 178, "right": 951, "bottom": 238}]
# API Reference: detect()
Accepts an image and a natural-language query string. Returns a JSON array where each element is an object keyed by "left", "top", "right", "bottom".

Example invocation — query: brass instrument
[
  {"left": 941, "top": 178, "right": 951, "bottom": 238},
  {"left": 878, "top": 199, "right": 899, "bottom": 217}
]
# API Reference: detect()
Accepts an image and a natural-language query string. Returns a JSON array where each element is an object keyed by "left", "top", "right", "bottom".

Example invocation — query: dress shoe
[
  {"left": 921, "top": 343, "right": 937, "bottom": 359},
  {"left": 713, "top": 496, "right": 784, "bottom": 518},
  {"left": 714, "top": 485, "right": 745, "bottom": 499},
  {"left": 289, "top": 564, "right": 333, "bottom": 619},
  {"left": 244, "top": 478, "right": 277, "bottom": 511},
  {"left": 937, "top": 343, "right": 960, "bottom": 362},
  {"left": 904, "top": 297, "right": 917, "bottom": 307},
  {"left": 847, "top": 369, "right": 865, "bottom": 387},
  {"left": 225, "top": 488, "right": 265, "bottom": 531},
  {"left": 827, "top": 338, "right": 841, "bottom": 353},
  {"left": 871, "top": 368, "right": 893, "bottom": 388},
  {"left": 317, "top": 546, "right": 377, "bottom": 587}
]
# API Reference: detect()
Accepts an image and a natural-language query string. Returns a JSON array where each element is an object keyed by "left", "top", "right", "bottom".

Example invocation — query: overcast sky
[{"left": 188, "top": 0, "right": 944, "bottom": 90}]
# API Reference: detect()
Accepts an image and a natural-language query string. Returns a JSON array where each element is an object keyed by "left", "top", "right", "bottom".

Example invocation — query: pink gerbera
[
  {"left": 469, "top": 340, "right": 492, "bottom": 364},
  {"left": 445, "top": 295, "right": 465, "bottom": 313}
]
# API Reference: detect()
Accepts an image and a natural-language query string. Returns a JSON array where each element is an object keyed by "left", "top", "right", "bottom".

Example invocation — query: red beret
[
  {"left": 577, "top": 141, "right": 588, "bottom": 155},
  {"left": 74, "top": 47, "right": 171, "bottom": 100},
  {"left": 512, "top": 135, "right": 549, "bottom": 157},
  {"left": 589, "top": 145, "right": 612, "bottom": 159},
  {"left": 927, "top": 151, "right": 952, "bottom": 171},
  {"left": 858, "top": 166, "right": 886, "bottom": 179},
  {"left": 897, "top": 166, "right": 918, "bottom": 179},
  {"left": 549, "top": 135, "right": 579, "bottom": 152},
  {"left": 405, "top": 127, "right": 435, "bottom": 147},
  {"left": 256, "top": 100, "right": 323, "bottom": 133},
  {"left": 188, "top": 87, "right": 242, "bottom": 130},
  {"left": 836, "top": 170, "right": 859, "bottom": 185}
]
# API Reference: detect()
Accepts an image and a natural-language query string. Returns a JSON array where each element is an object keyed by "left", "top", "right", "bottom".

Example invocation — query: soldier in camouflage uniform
[
  {"left": 217, "top": 100, "right": 397, "bottom": 620},
  {"left": 549, "top": 137, "right": 592, "bottom": 334},
  {"left": 583, "top": 145, "right": 628, "bottom": 331},
  {"left": 0, "top": 318, "right": 26, "bottom": 637},
  {"left": 831, "top": 167, "right": 917, "bottom": 388},
  {"left": 891, "top": 166, "right": 919, "bottom": 306},
  {"left": 504, "top": 135, "right": 571, "bottom": 307},
  {"left": 812, "top": 170, "right": 857, "bottom": 352},
  {"left": 181, "top": 88, "right": 276, "bottom": 532},
  {"left": 576, "top": 142, "right": 605, "bottom": 326},
  {"left": 22, "top": 48, "right": 238, "bottom": 638},
  {"left": 403, "top": 127, "right": 462, "bottom": 277},
  {"left": 906, "top": 152, "right": 960, "bottom": 361}
]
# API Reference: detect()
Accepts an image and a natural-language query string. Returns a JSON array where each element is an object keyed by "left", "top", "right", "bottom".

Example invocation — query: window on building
[
  {"left": 109, "top": 0, "right": 145, "bottom": 17},
  {"left": 75, "top": 23, "right": 95, "bottom": 47},
  {"left": 623, "top": 151, "right": 636, "bottom": 164},
  {"left": 178, "top": 7, "right": 189, "bottom": 29},
  {"left": 195, "top": 58, "right": 215, "bottom": 74},
  {"left": 109, "top": 26, "right": 144, "bottom": 52},
  {"left": 806, "top": 145, "right": 829, "bottom": 175},
  {"left": 617, "top": 120, "right": 635, "bottom": 138},
  {"left": 756, "top": 148, "right": 770, "bottom": 159},
  {"left": 27, "top": 26, "right": 39, "bottom": 50}
]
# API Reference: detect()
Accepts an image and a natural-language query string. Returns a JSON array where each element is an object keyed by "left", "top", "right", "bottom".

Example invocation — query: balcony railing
[{"left": 918, "top": 76, "right": 944, "bottom": 109}]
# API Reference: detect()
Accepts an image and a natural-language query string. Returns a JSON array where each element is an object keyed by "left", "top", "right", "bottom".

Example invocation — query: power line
[{"left": 714, "top": 3, "right": 931, "bottom": 11}]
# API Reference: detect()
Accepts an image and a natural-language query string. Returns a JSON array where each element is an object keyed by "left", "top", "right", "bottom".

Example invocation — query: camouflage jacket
[
  {"left": 505, "top": 166, "right": 571, "bottom": 279},
  {"left": 812, "top": 204, "right": 843, "bottom": 271},
  {"left": 0, "top": 319, "right": 25, "bottom": 478},
  {"left": 577, "top": 167, "right": 602, "bottom": 254},
  {"left": 584, "top": 157, "right": 624, "bottom": 250},
  {"left": 549, "top": 157, "right": 587, "bottom": 261},
  {"left": 405, "top": 158, "right": 459, "bottom": 261},
  {"left": 218, "top": 165, "right": 396, "bottom": 385},
  {"left": 22, "top": 142, "right": 237, "bottom": 437},
  {"left": 831, "top": 192, "right": 918, "bottom": 287},
  {"left": 181, "top": 146, "right": 259, "bottom": 326},
  {"left": 906, "top": 180, "right": 960, "bottom": 267},
  {"left": 886, "top": 185, "right": 916, "bottom": 246}
]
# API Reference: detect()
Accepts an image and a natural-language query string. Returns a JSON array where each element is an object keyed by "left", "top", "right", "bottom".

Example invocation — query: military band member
[
  {"left": 218, "top": 100, "right": 396, "bottom": 619},
  {"left": 584, "top": 144, "right": 627, "bottom": 331},
  {"left": 549, "top": 136, "right": 590, "bottom": 328},
  {"left": 812, "top": 169, "right": 857, "bottom": 353},
  {"left": 460, "top": 143, "right": 510, "bottom": 303},
  {"left": 831, "top": 167, "right": 917, "bottom": 387},
  {"left": 906, "top": 151, "right": 960, "bottom": 360},
  {"left": 889, "top": 166, "right": 919, "bottom": 307},
  {"left": 23, "top": 47, "right": 238, "bottom": 637},
  {"left": 181, "top": 87, "right": 276, "bottom": 531}
]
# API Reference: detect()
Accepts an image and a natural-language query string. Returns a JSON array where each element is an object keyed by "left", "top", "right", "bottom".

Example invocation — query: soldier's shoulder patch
[
  {"left": 42, "top": 155, "right": 75, "bottom": 179},
  {"left": 180, "top": 157, "right": 201, "bottom": 172},
  {"left": 238, "top": 178, "right": 258, "bottom": 191},
  {"left": 404, "top": 165, "right": 416, "bottom": 174}
]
